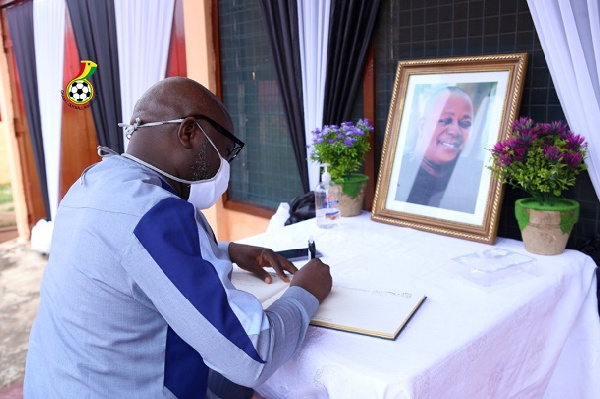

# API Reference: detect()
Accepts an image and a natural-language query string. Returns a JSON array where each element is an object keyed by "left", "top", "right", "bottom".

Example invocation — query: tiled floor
[
  {"left": 0, "top": 228, "right": 18, "bottom": 244},
  {"left": 0, "top": 383, "right": 23, "bottom": 399},
  {"left": 0, "top": 239, "right": 47, "bottom": 395}
]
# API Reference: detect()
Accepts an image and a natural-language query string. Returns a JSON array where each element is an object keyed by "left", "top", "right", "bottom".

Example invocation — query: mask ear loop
[
  {"left": 97, "top": 146, "right": 119, "bottom": 157},
  {"left": 79, "top": 146, "right": 120, "bottom": 185},
  {"left": 195, "top": 121, "right": 224, "bottom": 178},
  {"left": 118, "top": 117, "right": 142, "bottom": 139},
  {"left": 118, "top": 117, "right": 186, "bottom": 139}
]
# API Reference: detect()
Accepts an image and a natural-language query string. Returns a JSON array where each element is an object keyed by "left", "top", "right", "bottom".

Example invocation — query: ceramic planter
[
  {"left": 514, "top": 198, "right": 579, "bottom": 255},
  {"left": 333, "top": 174, "right": 369, "bottom": 217}
]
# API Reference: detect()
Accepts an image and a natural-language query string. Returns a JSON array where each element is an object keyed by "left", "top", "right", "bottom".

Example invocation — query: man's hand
[
  {"left": 290, "top": 258, "right": 332, "bottom": 303},
  {"left": 229, "top": 242, "right": 298, "bottom": 283}
]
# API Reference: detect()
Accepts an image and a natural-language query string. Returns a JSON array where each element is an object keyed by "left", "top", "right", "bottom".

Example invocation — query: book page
[
  {"left": 311, "top": 285, "right": 426, "bottom": 340},
  {"left": 231, "top": 269, "right": 426, "bottom": 340},
  {"left": 231, "top": 269, "right": 289, "bottom": 303}
]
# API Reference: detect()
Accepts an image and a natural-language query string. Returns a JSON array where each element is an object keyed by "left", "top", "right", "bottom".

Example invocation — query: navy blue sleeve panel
[
  {"left": 134, "top": 198, "right": 264, "bottom": 364},
  {"left": 164, "top": 326, "right": 208, "bottom": 399}
]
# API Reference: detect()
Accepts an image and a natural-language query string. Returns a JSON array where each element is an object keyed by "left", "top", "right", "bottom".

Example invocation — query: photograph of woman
[{"left": 395, "top": 83, "right": 497, "bottom": 214}]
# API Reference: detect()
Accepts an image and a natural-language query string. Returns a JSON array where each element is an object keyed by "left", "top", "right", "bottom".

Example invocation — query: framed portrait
[{"left": 371, "top": 53, "right": 528, "bottom": 244}]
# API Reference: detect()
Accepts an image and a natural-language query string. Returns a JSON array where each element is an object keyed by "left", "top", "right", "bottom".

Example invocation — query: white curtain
[
  {"left": 297, "top": 0, "right": 331, "bottom": 190},
  {"left": 527, "top": 0, "right": 600, "bottom": 201},
  {"left": 33, "top": 0, "right": 65, "bottom": 221},
  {"left": 114, "top": 0, "right": 175, "bottom": 151}
]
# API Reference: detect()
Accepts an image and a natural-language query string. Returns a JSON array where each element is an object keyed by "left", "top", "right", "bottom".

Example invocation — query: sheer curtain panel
[
  {"left": 34, "top": 0, "right": 66, "bottom": 221},
  {"left": 297, "top": 0, "right": 331, "bottom": 189},
  {"left": 114, "top": 0, "right": 174, "bottom": 151},
  {"left": 527, "top": 0, "right": 600, "bottom": 200}
]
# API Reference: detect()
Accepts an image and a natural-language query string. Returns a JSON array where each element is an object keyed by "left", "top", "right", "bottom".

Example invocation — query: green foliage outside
[
  {"left": 0, "top": 183, "right": 13, "bottom": 205},
  {"left": 0, "top": 183, "right": 16, "bottom": 228}
]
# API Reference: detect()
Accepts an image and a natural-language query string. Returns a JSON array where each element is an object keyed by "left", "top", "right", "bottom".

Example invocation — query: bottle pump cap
[{"left": 320, "top": 163, "right": 331, "bottom": 184}]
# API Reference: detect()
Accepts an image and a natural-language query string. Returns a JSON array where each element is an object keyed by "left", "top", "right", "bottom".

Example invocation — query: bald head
[
  {"left": 124, "top": 77, "right": 235, "bottom": 197},
  {"left": 130, "top": 77, "right": 233, "bottom": 131}
]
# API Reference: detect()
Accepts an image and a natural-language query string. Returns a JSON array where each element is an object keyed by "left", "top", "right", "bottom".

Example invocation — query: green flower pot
[
  {"left": 514, "top": 198, "right": 579, "bottom": 255},
  {"left": 332, "top": 174, "right": 369, "bottom": 217}
]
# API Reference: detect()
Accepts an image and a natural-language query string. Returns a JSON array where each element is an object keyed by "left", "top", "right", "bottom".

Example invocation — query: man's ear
[{"left": 176, "top": 117, "right": 198, "bottom": 149}]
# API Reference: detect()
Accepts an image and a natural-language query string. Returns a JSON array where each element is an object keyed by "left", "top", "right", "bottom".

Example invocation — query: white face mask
[
  {"left": 187, "top": 151, "right": 230, "bottom": 210},
  {"left": 121, "top": 121, "right": 231, "bottom": 210}
]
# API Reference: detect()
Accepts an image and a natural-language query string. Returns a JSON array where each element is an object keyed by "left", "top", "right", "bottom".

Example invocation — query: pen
[{"left": 308, "top": 236, "right": 316, "bottom": 259}]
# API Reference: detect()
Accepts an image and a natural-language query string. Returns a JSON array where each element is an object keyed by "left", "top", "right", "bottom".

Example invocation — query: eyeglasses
[
  {"left": 189, "top": 115, "right": 244, "bottom": 163},
  {"left": 119, "top": 115, "right": 245, "bottom": 163}
]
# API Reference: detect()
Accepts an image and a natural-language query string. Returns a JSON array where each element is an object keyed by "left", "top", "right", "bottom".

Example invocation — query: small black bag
[{"left": 285, "top": 191, "right": 315, "bottom": 226}]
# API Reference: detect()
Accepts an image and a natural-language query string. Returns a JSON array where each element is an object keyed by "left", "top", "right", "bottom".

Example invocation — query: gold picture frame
[{"left": 372, "top": 53, "right": 528, "bottom": 244}]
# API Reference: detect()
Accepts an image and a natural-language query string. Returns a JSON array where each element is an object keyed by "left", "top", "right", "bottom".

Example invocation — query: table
[{"left": 238, "top": 212, "right": 600, "bottom": 398}]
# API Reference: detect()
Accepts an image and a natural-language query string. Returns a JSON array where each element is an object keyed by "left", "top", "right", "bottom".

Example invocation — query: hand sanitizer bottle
[{"left": 315, "top": 163, "right": 340, "bottom": 229}]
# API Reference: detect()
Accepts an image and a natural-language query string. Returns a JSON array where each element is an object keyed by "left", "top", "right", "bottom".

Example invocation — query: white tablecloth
[{"left": 238, "top": 212, "right": 600, "bottom": 399}]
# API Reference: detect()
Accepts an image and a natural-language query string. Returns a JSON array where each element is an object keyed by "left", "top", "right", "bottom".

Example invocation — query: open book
[{"left": 231, "top": 270, "right": 427, "bottom": 340}]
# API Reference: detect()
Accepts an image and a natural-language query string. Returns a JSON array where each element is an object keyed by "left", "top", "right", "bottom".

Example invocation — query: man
[
  {"left": 24, "top": 77, "right": 332, "bottom": 398},
  {"left": 396, "top": 86, "right": 481, "bottom": 213}
]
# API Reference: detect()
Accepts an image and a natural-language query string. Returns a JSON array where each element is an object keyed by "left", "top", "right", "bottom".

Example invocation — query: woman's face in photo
[{"left": 418, "top": 90, "right": 473, "bottom": 165}]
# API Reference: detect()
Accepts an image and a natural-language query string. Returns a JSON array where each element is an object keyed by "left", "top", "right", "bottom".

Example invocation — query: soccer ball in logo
[{"left": 67, "top": 80, "right": 93, "bottom": 104}]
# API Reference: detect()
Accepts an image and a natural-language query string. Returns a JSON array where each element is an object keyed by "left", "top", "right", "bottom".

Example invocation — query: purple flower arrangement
[
  {"left": 308, "top": 119, "right": 373, "bottom": 180},
  {"left": 489, "top": 117, "right": 587, "bottom": 205}
]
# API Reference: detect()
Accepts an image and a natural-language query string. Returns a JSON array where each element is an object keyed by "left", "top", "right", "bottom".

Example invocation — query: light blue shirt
[{"left": 24, "top": 154, "right": 318, "bottom": 398}]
